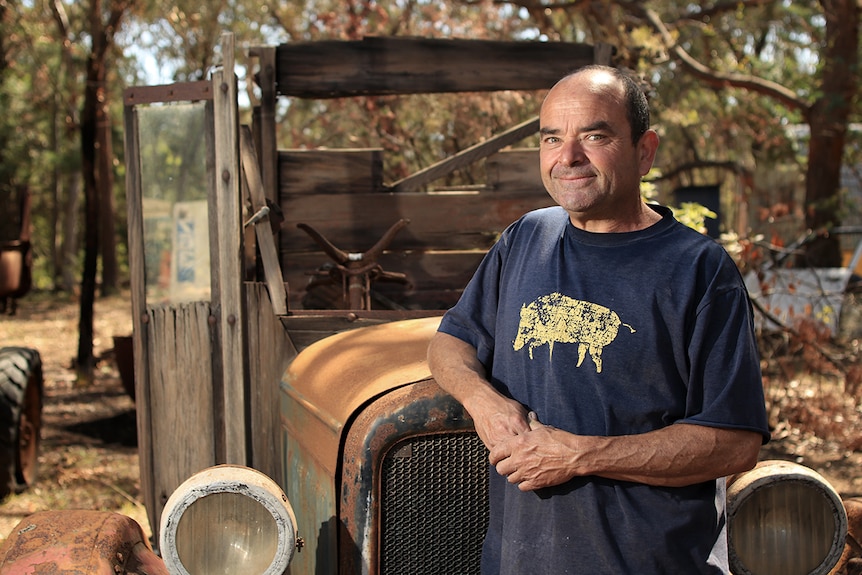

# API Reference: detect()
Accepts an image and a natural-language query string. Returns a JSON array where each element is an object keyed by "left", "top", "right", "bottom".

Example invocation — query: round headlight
[
  {"left": 159, "top": 465, "right": 297, "bottom": 575},
  {"left": 728, "top": 460, "right": 847, "bottom": 575}
]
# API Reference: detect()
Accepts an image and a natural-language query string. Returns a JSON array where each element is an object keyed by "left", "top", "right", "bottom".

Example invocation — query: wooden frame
[{"left": 123, "top": 33, "right": 247, "bottom": 540}]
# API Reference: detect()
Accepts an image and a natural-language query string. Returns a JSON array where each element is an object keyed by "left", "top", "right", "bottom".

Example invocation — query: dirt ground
[
  {"left": 0, "top": 290, "right": 149, "bottom": 543},
  {"left": 0, "top": 289, "right": 860, "bottom": 549}
]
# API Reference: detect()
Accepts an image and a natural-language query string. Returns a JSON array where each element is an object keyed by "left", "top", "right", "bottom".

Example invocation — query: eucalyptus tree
[
  {"left": 504, "top": 0, "right": 860, "bottom": 265},
  {"left": 0, "top": 0, "right": 75, "bottom": 288}
]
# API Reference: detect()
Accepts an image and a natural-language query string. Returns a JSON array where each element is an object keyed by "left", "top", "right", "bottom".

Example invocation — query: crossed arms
[{"left": 427, "top": 331, "right": 762, "bottom": 492}]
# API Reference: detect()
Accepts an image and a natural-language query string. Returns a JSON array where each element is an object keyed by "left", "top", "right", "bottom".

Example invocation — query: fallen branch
[{"left": 750, "top": 296, "right": 847, "bottom": 375}]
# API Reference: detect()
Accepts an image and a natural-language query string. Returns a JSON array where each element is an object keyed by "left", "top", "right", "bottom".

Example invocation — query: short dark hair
[{"left": 565, "top": 65, "right": 651, "bottom": 145}]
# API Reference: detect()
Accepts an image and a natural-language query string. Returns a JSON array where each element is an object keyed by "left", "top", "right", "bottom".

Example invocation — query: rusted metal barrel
[{"left": 727, "top": 460, "right": 848, "bottom": 575}]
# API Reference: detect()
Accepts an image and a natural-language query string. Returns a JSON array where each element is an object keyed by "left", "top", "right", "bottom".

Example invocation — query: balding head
[{"left": 545, "top": 66, "right": 650, "bottom": 145}]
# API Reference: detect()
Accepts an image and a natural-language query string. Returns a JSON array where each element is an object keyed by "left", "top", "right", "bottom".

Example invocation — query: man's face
[{"left": 539, "top": 71, "right": 657, "bottom": 229}]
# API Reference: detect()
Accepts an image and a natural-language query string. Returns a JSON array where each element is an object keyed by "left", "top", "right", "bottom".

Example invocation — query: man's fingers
[{"left": 528, "top": 410, "right": 543, "bottom": 431}]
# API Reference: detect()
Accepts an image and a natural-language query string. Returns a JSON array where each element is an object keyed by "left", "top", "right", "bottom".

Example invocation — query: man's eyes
[
  {"left": 541, "top": 132, "right": 610, "bottom": 146},
  {"left": 542, "top": 134, "right": 606, "bottom": 144}
]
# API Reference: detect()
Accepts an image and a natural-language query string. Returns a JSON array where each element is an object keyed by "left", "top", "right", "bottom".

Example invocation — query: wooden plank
[
  {"left": 486, "top": 149, "right": 542, "bottom": 193},
  {"left": 246, "top": 283, "right": 294, "bottom": 485},
  {"left": 212, "top": 32, "right": 247, "bottom": 465},
  {"left": 248, "top": 46, "right": 280, "bottom": 284},
  {"left": 250, "top": 47, "right": 279, "bottom": 204},
  {"left": 240, "top": 126, "right": 287, "bottom": 315},
  {"left": 288, "top": 281, "right": 464, "bottom": 312},
  {"left": 148, "top": 303, "right": 216, "bottom": 538},
  {"left": 285, "top": 250, "right": 485, "bottom": 289},
  {"left": 390, "top": 118, "right": 538, "bottom": 193},
  {"left": 279, "top": 312, "right": 442, "bottom": 351},
  {"left": 279, "top": 149, "right": 384, "bottom": 195},
  {"left": 276, "top": 37, "right": 601, "bottom": 97},
  {"left": 122, "top": 103, "right": 157, "bottom": 535},
  {"left": 279, "top": 190, "right": 553, "bottom": 253},
  {"left": 123, "top": 81, "right": 213, "bottom": 106},
  {"left": 283, "top": 250, "right": 486, "bottom": 311}
]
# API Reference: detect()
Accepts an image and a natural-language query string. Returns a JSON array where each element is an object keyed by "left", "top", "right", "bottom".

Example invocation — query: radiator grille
[{"left": 380, "top": 432, "right": 489, "bottom": 575}]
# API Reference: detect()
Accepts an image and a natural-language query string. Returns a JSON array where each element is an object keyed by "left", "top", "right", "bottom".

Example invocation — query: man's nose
[{"left": 559, "top": 139, "right": 585, "bottom": 166}]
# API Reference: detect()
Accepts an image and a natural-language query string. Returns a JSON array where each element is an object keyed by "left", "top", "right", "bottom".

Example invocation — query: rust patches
[
  {"left": 833, "top": 497, "right": 862, "bottom": 575},
  {"left": 0, "top": 511, "right": 168, "bottom": 575},
  {"left": 339, "top": 379, "right": 476, "bottom": 574}
]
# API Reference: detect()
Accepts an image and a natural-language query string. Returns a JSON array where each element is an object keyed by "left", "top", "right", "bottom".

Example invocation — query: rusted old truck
[{"left": 0, "top": 33, "right": 859, "bottom": 575}]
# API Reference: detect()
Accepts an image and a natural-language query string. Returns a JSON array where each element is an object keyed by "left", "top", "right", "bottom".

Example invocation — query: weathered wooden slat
[
  {"left": 389, "top": 118, "right": 538, "bottom": 193},
  {"left": 487, "top": 149, "right": 542, "bottom": 193},
  {"left": 123, "top": 81, "right": 213, "bottom": 106},
  {"left": 284, "top": 250, "right": 487, "bottom": 311},
  {"left": 240, "top": 126, "right": 288, "bottom": 315},
  {"left": 212, "top": 33, "right": 247, "bottom": 466},
  {"left": 278, "top": 148, "right": 542, "bottom": 197},
  {"left": 285, "top": 250, "right": 486, "bottom": 287},
  {"left": 288, "top": 281, "right": 464, "bottom": 312},
  {"left": 250, "top": 47, "right": 279, "bottom": 204},
  {"left": 279, "top": 311, "right": 444, "bottom": 350},
  {"left": 279, "top": 149, "right": 384, "bottom": 195},
  {"left": 276, "top": 37, "right": 604, "bottom": 98},
  {"left": 123, "top": 103, "right": 157, "bottom": 534},
  {"left": 147, "top": 303, "right": 216, "bottom": 538},
  {"left": 246, "top": 283, "right": 294, "bottom": 485},
  {"left": 279, "top": 190, "right": 553, "bottom": 252}
]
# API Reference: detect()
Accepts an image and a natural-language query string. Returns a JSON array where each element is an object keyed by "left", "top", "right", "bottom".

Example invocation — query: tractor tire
[{"left": 0, "top": 347, "right": 43, "bottom": 499}]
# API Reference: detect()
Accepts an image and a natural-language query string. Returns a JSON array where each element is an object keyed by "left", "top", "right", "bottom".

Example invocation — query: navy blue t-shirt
[{"left": 438, "top": 205, "right": 770, "bottom": 575}]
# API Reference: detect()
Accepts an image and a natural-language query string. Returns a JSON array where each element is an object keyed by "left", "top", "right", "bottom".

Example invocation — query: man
[{"left": 426, "top": 66, "right": 770, "bottom": 574}]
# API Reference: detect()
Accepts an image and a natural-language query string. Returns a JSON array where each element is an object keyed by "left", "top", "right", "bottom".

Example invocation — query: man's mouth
[{"left": 554, "top": 171, "right": 595, "bottom": 181}]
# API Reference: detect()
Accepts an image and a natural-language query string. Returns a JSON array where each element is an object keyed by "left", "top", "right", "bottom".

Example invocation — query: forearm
[
  {"left": 427, "top": 331, "right": 530, "bottom": 448},
  {"left": 570, "top": 424, "right": 761, "bottom": 486},
  {"left": 491, "top": 422, "right": 762, "bottom": 490},
  {"left": 427, "top": 331, "right": 495, "bottom": 408}
]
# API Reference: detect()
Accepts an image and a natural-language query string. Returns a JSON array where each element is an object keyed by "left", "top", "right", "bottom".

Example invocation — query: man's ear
[{"left": 638, "top": 130, "right": 660, "bottom": 176}]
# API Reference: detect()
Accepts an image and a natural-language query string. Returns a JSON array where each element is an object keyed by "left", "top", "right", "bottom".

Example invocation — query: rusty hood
[{"left": 281, "top": 316, "right": 441, "bottom": 439}]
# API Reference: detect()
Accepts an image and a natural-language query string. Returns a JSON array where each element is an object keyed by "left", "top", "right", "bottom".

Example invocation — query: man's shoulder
[
  {"left": 521, "top": 205, "right": 568, "bottom": 221},
  {"left": 511, "top": 206, "right": 569, "bottom": 231},
  {"left": 500, "top": 207, "right": 569, "bottom": 249}
]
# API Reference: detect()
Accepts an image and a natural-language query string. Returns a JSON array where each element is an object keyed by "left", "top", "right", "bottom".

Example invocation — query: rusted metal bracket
[{"left": 297, "top": 219, "right": 411, "bottom": 310}]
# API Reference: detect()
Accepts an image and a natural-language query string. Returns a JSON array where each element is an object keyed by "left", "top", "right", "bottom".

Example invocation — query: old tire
[{"left": 0, "top": 347, "right": 43, "bottom": 499}]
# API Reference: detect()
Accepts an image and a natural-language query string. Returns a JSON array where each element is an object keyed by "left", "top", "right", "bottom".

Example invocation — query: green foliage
[
  {"left": 642, "top": 174, "right": 716, "bottom": 235},
  {"left": 671, "top": 202, "right": 718, "bottom": 235}
]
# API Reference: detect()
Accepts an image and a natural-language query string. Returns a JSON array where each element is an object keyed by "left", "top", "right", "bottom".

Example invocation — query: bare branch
[
  {"left": 645, "top": 159, "right": 744, "bottom": 183},
  {"left": 683, "top": 0, "right": 776, "bottom": 23},
  {"left": 638, "top": 7, "right": 810, "bottom": 115}
]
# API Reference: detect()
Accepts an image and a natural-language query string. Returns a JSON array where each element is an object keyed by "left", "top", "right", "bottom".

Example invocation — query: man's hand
[
  {"left": 490, "top": 416, "right": 763, "bottom": 491},
  {"left": 428, "top": 331, "right": 531, "bottom": 450},
  {"left": 464, "top": 392, "right": 531, "bottom": 450},
  {"left": 490, "top": 412, "right": 580, "bottom": 491}
]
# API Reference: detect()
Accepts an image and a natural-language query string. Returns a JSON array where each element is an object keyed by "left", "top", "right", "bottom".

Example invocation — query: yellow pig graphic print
[{"left": 513, "top": 292, "right": 635, "bottom": 373}]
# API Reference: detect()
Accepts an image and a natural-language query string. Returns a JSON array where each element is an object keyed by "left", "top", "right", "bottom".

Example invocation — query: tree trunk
[
  {"left": 77, "top": 59, "right": 99, "bottom": 381},
  {"left": 97, "top": 86, "right": 118, "bottom": 296},
  {"left": 50, "top": 94, "right": 61, "bottom": 291},
  {"left": 60, "top": 173, "right": 80, "bottom": 293},
  {"left": 76, "top": 0, "right": 129, "bottom": 381},
  {"left": 797, "top": 0, "right": 859, "bottom": 267}
]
